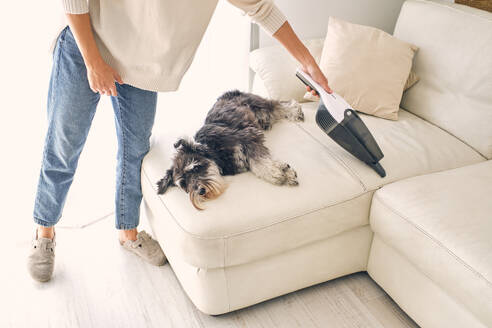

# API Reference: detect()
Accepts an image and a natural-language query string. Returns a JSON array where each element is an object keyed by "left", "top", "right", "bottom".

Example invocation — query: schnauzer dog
[{"left": 156, "top": 90, "right": 304, "bottom": 210}]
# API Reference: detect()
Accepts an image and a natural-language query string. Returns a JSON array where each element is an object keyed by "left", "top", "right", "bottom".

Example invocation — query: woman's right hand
[
  {"left": 65, "top": 13, "right": 123, "bottom": 97},
  {"left": 87, "top": 59, "right": 123, "bottom": 97}
]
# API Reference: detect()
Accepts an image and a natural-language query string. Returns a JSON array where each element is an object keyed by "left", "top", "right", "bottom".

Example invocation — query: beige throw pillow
[
  {"left": 317, "top": 17, "right": 418, "bottom": 120},
  {"left": 303, "top": 69, "right": 419, "bottom": 102},
  {"left": 405, "top": 71, "right": 419, "bottom": 90}
]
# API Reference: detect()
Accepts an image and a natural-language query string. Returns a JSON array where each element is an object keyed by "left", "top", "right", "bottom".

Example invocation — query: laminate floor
[{"left": 3, "top": 214, "right": 419, "bottom": 328}]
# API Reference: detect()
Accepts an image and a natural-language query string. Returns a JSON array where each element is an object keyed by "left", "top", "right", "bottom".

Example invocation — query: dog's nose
[{"left": 199, "top": 187, "right": 206, "bottom": 195}]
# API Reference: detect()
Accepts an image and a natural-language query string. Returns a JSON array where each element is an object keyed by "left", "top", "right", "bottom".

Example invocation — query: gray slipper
[
  {"left": 27, "top": 229, "right": 56, "bottom": 282},
  {"left": 119, "top": 230, "right": 167, "bottom": 266}
]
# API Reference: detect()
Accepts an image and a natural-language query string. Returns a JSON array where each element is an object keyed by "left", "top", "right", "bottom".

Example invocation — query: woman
[{"left": 28, "top": 0, "right": 332, "bottom": 282}]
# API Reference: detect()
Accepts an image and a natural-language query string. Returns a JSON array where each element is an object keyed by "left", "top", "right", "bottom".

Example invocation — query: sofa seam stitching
[
  {"left": 373, "top": 193, "right": 492, "bottom": 288},
  {"left": 295, "top": 122, "right": 368, "bottom": 192},
  {"left": 365, "top": 197, "right": 377, "bottom": 269}
]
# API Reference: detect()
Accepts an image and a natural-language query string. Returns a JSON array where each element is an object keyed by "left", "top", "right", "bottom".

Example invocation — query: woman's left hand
[{"left": 303, "top": 62, "right": 333, "bottom": 96}]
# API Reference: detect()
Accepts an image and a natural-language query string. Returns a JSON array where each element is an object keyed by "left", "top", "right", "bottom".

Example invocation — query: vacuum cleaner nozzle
[{"left": 296, "top": 69, "right": 386, "bottom": 178}]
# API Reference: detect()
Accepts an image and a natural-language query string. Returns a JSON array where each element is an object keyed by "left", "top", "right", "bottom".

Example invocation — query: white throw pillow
[{"left": 249, "top": 38, "right": 324, "bottom": 102}]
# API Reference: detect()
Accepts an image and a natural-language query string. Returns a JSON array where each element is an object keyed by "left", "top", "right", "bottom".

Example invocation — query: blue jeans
[{"left": 33, "top": 26, "right": 158, "bottom": 230}]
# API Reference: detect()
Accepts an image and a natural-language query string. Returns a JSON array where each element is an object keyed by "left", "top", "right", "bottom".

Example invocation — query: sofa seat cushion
[
  {"left": 142, "top": 114, "right": 369, "bottom": 269},
  {"left": 298, "top": 101, "right": 485, "bottom": 190},
  {"left": 370, "top": 160, "right": 492, "bottom": 327}
]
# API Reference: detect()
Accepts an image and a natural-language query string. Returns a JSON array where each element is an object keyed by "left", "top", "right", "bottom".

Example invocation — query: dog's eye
[
  {"left": 191, "top": 164, "right": 202, "bottom": 172},
  {"left": 179, "top": 180, "right": 187, "bottom": 189}
]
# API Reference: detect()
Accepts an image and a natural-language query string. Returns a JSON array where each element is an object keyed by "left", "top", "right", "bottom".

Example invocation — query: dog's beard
[{"left": 189, "top": 163, "right": 226, "bottom": 210}]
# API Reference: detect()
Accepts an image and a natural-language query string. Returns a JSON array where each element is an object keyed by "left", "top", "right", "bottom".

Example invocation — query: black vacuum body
[{"left": 296, "top": 70, "right": 386, "bottom": 177}]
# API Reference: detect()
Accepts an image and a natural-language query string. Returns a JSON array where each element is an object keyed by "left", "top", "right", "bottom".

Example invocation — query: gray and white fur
[{"left": 156, "top": 90, "right": 304, "bottom": 210}]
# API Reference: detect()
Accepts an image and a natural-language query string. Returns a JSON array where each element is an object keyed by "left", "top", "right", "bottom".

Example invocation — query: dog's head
[{"left": 156, "top": 138, "right": 226, "bottom": 210}]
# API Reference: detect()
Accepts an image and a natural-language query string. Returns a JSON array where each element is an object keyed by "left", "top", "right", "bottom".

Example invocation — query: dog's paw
[
  {"left": 285, "top": 167, "right": 299, "bottom": 186},
  {"left": 281, "top": 100, "right": 304, "bottom": 122},
  {"left": 290, "top": 102, "right": 304, "bottom": 122},
  {"left": 280, "top": 163, "right": 299, "bottom": 186},
  {"left": 265, "top": 161, "right": 288, "bottom": 185},
  {"left": 293, "top": 107, "right": 305, "bottom": 122}
]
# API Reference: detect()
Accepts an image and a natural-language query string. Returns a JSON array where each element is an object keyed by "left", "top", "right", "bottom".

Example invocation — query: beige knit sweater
[{"left": 57, "top": 0, "right": 287, "bottom": 92}]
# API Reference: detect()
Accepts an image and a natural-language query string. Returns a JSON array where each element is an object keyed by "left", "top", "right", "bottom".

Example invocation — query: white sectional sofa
[{"left": 141, "top": 0, "right": 492, "bottom": 326}]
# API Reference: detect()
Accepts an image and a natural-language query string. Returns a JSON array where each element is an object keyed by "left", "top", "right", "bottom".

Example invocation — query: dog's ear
[
  {"left": 156, "top": 168, "right": 175, "bottom": 194},
  {"left": 174, "top": 138, "right": 210, "bottom": 156},
  {"left": 174, "top": 138, "right": 186, "bottom": 149},
  {"left": 174, "top": 138, "right": 195, "bottom": 153}
]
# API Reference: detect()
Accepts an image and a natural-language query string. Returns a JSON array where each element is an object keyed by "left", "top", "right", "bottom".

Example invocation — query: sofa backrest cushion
[{"left": 394, "top": 0, "right": 492, "bottom": 158}]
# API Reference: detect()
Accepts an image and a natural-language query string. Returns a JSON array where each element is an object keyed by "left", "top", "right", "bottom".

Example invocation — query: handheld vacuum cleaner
[{"left": 296, "top": 69, "right": 386, "bottom": 177}]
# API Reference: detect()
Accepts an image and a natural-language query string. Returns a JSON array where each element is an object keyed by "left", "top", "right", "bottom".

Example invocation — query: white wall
[
  {"left": 258, "top": 0, "right": 454, "bottom": 47},
  {"left": 0, "top": 2, "right": 118, "bottom": 229},
  {"left": 259, "top": 0, "right": 407, "bottom": 47},
  {"left": 155, "top": 1, "right": 251, "bottom": 135}
]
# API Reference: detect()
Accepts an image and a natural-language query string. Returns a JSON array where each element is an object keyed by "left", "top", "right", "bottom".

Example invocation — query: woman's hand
[
  {"left": 87, "top": 59, "right": 123, "bottom": 97},
  {"left": 66, "top": 13, "right": 123, "bottom": 97},
  {"left": 303, "top": 61, "right": 333, "bottom": 96},
  {"left": 272, "top": 21, "right": 332, "bottom": 97}
]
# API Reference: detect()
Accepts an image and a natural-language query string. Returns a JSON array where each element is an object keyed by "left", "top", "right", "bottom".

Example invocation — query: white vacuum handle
[{"left": 296, "top": 69, "right": 350, "bottom": 123}]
